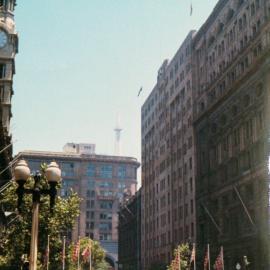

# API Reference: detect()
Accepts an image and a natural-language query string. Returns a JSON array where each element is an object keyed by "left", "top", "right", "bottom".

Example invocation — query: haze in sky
[{"left": 12, "top": 1, "right": 218, "bottom": 173}]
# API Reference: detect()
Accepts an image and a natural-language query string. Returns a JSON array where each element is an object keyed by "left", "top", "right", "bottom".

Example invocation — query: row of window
[
  {"left": 144, "top": 222, "right": 194, "bottom": 250},
  {"left": 86, "top": 200, "right": 114, "bottom": 209},
  {"left": 87, "top": 179, "right": 127, "bottom": 189},
  {"left": 86, "top": 164, "right": 128, "bottom": 179},
  {"left": 85, "top": 232, "right": 112, "bottom": 241},
  {"left": 60, "top": 163, "right": 131, "bottom": 179},
  {"left": 145, "top": 182, "right": 194, "bottom": 218}
]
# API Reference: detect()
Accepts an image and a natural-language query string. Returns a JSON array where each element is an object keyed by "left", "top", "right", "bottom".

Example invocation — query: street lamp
[
  {"left": 14, "top": 159, "right": 61, "bottom": 270},
  {"left": 236, "top": 262, "right": 241, "bottom": 270}
]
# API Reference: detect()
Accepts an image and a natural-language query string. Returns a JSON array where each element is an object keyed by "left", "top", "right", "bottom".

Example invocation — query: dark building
[
  {"left": 192, "top": 0, "right": 270, "bottom": 269},
  {"left": 0, "top": 0, "right": 18, "bottom": 187},
  {"left": 118, "top": 189, "right": 141, "bottom": 270}
]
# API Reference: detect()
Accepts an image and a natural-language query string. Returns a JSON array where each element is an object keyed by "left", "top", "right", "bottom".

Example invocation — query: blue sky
[{"left": 12, "top": 0, "right": 218, "bottom": 167}]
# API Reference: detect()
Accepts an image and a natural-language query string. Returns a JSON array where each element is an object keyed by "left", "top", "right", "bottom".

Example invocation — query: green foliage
[
  {"left": 167, "top": 243, "right": 191, "bottom": 270},
  {"left": 0, "top": 167, "right": 81, "bottom": 270},
  {"left": 67, "top": 237, "right": 109, "bottom": 270}
]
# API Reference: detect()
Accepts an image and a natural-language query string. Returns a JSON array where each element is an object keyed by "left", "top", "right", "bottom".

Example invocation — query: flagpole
[
  {"left": 89, "top": 239, "right": 92, "bottom": 270},
  {"left": 62, "top": 236, "right": 66, "bottom": 270},
  {"left": 178, "top": 247, "right": 181, "bottom": 270},
  {"left": 208, "top": 244, "right": 210, "bottom": 270},
  {"left": 193, "top": 243, "right": 196, "bottom": 270},
  {"left": 221, "top": 246, "right": 224, "bottom": 270},
  {"left": 77, "top": 236, "right": 80, "bottom": 270},
  {"left": 46, "top": 234, "right": 50, "bottom": 270}
]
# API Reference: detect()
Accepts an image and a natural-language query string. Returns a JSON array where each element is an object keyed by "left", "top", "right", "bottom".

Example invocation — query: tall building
[
  {"left": 118, "top": 189, "right": 141, "bottom": 270},
  {"left": 141, "top": 31, "right": 196, "bottom": 269},
  {"left": 19, "top": 143, "right": 140, "bottom": 269},
  {"left": 0, "top": 0, "right": 18, "bottom": 186},
  {"left": 192, "top": 0, "right": 270, "bottom": 268}
]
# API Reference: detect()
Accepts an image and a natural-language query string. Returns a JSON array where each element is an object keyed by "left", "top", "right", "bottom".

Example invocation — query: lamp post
[
  {"left": 14, "top": 160, "right": 61, "bottom": 270},
  {"left": 236, "top": 263, "right": 241, "bottom": 270}
]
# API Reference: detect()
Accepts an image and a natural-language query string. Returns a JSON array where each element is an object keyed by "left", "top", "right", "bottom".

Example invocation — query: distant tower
[
  {"left": 0, "top": 0, "right": 18, "bottom": 186},
  {"left": 114, "top": 115, "right": 122, "bottom": 156}
]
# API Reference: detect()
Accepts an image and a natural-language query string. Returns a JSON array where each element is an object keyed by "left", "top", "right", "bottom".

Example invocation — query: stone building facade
[
  {"left": 118, "top": 189, "right": 141, "bottom": 270},
  {"left": 192, "top": 0, "right": 270, "bottom": 268},
  {"left": 141, "top": 31, "right": 196, "bottom": 269},
  {"left": 19, "top": 143, "right": 139, "bottom": 269},
  {"left": 0, "top": 0, "right": 18, "bottom": 186}
]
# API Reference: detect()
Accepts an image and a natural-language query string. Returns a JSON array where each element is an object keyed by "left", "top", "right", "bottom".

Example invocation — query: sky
[{"left": 12, "top": 0, "right": 218, "bottom": 178}]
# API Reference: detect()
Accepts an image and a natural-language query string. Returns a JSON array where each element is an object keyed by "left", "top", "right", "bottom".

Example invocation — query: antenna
[{"left": 114, "top": 114, "right": 122, "bottom": 156}]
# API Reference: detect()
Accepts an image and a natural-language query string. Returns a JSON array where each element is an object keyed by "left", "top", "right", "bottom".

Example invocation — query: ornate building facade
[
  {"left": 192, "top": 0, "right": 270, "bottom": 268},
  {"left": 19, "top": 143, "right": 139, "bottom": 269},
  {"left": 141, "top": 31, "right": 196, "bottom": 269},
  {"left": 0, "top": 0, "right": 18, "bottom": 186}
]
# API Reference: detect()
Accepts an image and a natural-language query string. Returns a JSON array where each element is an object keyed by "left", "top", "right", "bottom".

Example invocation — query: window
[
  {"left": 86, "top": 164, "right": 95, "bottom": 177},
  {"left": 87, "top": 179, "right": 95, "bottom": 188},
  {"left": 61, "top": 162, "right": 75, "bottom": 177},
  {"left": 100, "top": 190, "right": 113, "bottom": 197},
  {"left": 118, "top": 181, "right": 126, "bottom": 189},
  {"left": 100, "top": 165, "right": 113, "bottom": 178},
  {"left": 100, "top": 212, "right": 112, "bottom": 220},
  {"left": 184, "top": 203, "right": 188, "bottom": 217},
  {"left": 61, "top": 179, "right": 75, "bottom": 197},
  {"left": 90, "top": 200, "right": 95, "bottom": 208},
  {"left": 99, "top": 181, "right": 113, "bottom": 188},
  {"left": 251, "top": 3, "right": 255, "bottom": 16},
  {"left": 8, "top": 0, "right": 14, "bottom": 11},
  {"left": 189, "top": 177, "right": 193, "bottom": 192},
  {"left": 100, "top": 201, "right": 113, "bottom": 209},
  {"left": 99, "top": 222, "right": 112, "bottom": 230},
  {"left": 99, "top": 234, "right": 112, "bottom": 240},
  {"left": 86, "top": 190, "right": 95, "bottom": 198},
  {"left": 118, "top": 165, "right": 126, "bottom": 179}
]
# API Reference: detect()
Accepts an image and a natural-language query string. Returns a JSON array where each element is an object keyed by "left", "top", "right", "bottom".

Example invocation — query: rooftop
[{"left": 18, "top": 150, "right": 140, "bottom": 165}]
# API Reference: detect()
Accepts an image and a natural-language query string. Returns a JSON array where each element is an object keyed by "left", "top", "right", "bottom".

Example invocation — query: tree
[
  {"left": 67, "top": 237, "right": 109, "bottom": 270},
  {"left": 0, "top": 166, "right": 81, "bottom": 270},
  {"left": 167, "top": 243, "right": 191, "bottom": 270}
]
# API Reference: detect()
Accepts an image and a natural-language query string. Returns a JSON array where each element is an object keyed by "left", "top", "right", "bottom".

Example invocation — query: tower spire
[{"left": 114, "top": 115, "right": 122, "bottom": 156}]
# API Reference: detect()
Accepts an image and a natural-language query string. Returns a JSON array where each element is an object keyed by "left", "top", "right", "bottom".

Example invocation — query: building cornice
[{"left": 18, "top": 150, "right": 140, "bottom": 167}]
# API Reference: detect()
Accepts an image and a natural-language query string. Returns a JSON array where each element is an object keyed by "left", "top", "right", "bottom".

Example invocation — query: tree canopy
[
  {"left": 67, "top": 237, "right": 110, "bottom": 270},
  {"left": 0, "top": 168, "right": 81, "bottom": 270},
  {"left": 167, "top": 243, "right": 191, "bottom": 270}
]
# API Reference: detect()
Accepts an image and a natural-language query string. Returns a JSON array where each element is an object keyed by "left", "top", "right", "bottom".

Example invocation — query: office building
[
  {"left": 19, "top": 143, "right": 140, "bottom": 269},
  {"left": 141, "top": 31, "right": 196, "bottom": 269}
]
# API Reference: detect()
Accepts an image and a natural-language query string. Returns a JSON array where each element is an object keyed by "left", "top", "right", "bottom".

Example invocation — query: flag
[
  {"left": 82, "top": 247, "right": 90, "bottom": 261},
  {"left": 82, "top": 240, "right": 92, "bottom": 262},
  {"left": 72, "top": 239, "right": 80, "bottom": 262},
  {"left": 214, "top": 247, "right": 224, "bottom": 270},
  {"left": 174, "top": 248, "right": 181, "bottom": 270}
]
